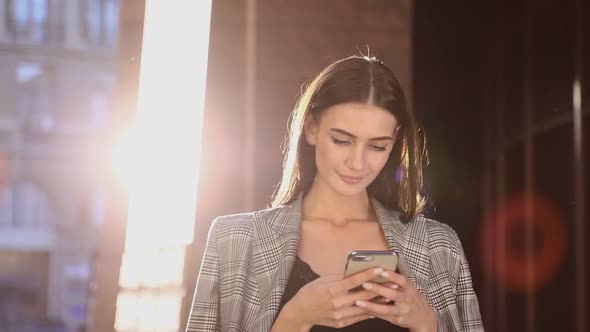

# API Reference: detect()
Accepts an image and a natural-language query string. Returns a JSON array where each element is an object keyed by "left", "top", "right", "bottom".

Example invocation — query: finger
[
  {"left": 354, "top": 299, "right": 402, "bottom": 316},
  {"left": 360, "top": 282, "right": 400, "bottom": 302},
  {"left": 327, "top": 314, "right": 374, "bottom": 329},
  {"left": 386, "top": 282, "right": 400, "bottom": 290},
  {"left": 335, "top": 289, "right": 381, "bottom": 308},
  {"left": 377, "top": 270, "right": 410, "bottom": 289},
  {"left": 370, "top": 303, "right": 411, "bottom": 327},
  {"left": 392, "top": 287, "right": 408, "bottom": 303},
  {"left": 371, "top": 296, "right": 393, "bottom": 304},
  {"left": 330, "top": 305, "right": 368, "bottom": 321},
  {"left": 337, "top": 267, "right": 385, "bottom": 293}
]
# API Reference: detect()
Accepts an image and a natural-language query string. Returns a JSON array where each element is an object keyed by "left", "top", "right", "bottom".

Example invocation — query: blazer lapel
[
  {"left": 371, "top": 198, "right": 430, "bottom": 292},
  {"left": 251, "top": 199, "right": 302, "bottom": 331}
]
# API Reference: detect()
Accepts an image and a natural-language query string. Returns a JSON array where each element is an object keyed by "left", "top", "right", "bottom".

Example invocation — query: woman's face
[{"left": 304, "top": 102, "right": 399, "bottom": 197}]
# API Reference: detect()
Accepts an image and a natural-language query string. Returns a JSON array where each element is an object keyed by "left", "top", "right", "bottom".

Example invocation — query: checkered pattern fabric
[{"left": 186, "top": 197, "right": 484, "bottom": 331}]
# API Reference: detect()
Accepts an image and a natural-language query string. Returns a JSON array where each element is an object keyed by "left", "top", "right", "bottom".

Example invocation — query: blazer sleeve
[
  {"left": 450, "top": 229, "right": 484, "bottom": 332},
  {"left": 186, "top": 218, "right": 221, "bottom": 332}
]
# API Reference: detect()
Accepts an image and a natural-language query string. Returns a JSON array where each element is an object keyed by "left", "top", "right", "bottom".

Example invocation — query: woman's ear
[{"left": 304, "top": 116, "right": 318, "bottom": 145}]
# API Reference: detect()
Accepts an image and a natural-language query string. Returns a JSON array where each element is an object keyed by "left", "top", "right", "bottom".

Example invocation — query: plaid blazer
[{"left": 186, "top": 197, "right": 484, "bottom": 331}]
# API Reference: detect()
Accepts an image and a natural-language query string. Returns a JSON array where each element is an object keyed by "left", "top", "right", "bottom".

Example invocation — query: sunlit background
[
  {"left": 0, "top": 0, "right": 119, "bottom": 331},
  {"left": 0, "top": 0, "right": 587, "bottom": 332},
  {"left": 112, "top": 1, "right": 211, "bottom": 332}
]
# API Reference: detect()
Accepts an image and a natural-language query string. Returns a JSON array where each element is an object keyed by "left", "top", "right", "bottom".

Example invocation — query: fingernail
[
  {"left": 362, "top": 282, "right": 372, "bottom": 290},
  {"left": 369, "top": 316, "right": 375, "bottom": 319},
  {"left": 355, "top": 300, "right": 367, "bottom": 308},
  {"left": 380, "top": 271, "right": 390, "bottom": 278},
  {"left": 389, "top": 284, "right": 399, "bottom": 289},
  {"left": 373, "top": 268, "right": 384, "bottom": 275}
]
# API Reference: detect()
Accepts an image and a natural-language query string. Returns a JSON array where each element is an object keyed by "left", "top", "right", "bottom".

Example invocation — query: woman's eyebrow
[{"left": 329, "top": 128, "right": 393, "bottom": 141}]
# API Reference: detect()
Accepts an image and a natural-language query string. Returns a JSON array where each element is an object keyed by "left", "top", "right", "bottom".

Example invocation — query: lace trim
[{"left": 294, "top": 256, "right": 320, "bottom": 282}]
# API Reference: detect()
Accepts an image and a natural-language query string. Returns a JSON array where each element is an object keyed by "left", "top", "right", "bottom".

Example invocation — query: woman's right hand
[{"left": 277, "top": 267, "right": 387, "bottom": 330}]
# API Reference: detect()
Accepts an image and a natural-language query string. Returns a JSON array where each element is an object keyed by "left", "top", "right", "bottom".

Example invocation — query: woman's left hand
[{"left": 353, "top": 270, "right": 437, "bottom": 332}]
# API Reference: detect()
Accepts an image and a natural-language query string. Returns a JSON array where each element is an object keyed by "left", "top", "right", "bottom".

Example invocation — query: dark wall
[
  {"left": 413, "top": 0, "right": 492, "bottom": 314},
  {"left": 414, "top": 1, "right": 590, "bottom": 331}
]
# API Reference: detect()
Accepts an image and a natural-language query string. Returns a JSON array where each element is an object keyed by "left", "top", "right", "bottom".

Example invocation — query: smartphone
[{"left": 344, "top": 250, "right": 399, "bottom": 284}]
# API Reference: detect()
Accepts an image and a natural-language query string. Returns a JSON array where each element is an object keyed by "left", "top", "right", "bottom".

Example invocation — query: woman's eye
[
  {"left": 331, "top": 138, "right": 350, "bottom": 145},
  {"left": 370, "top": 145, "right": 387, "bottom": 152}
]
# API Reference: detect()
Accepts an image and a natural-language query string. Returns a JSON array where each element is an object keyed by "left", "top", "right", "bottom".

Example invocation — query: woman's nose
[{"left": 345, "top": 146, "right": 366, "bottom": 171}]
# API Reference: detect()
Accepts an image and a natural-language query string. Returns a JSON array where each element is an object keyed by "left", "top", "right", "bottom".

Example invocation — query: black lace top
[{"left": 277, "top": 256, "right": 409, "bottom": 331}]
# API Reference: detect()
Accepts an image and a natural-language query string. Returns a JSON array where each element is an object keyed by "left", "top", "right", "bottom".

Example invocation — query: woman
[{"left": 186, "top": 56, "right": 484, "bottom": 331}]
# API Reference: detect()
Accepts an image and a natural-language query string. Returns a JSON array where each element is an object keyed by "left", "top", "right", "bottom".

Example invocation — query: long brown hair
[{"left": 272, "top": 56, "right": 426, "bottom": 223}]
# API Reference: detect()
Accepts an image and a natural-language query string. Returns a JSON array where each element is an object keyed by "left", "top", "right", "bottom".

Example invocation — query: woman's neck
[{"left": 302, "top": 181, "right": 375, "bottom": 226}]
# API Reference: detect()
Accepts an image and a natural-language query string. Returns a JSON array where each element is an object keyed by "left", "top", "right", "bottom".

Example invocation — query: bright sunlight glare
[
  {"left": 112, "top": 0, "right": 212, "bottom": 251},
  {"left": 113, "top": 0, "right": 212, "bottom": 331}
]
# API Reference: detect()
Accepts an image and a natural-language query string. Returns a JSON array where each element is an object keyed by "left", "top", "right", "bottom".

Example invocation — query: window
[
  {"left": 14, "top": 182, "right": 55, "bottom": 227},
  {"left": 16, "top": 62, "right": 56, "bottom": 137},
  {"left": 19, "top": 89, "right": 56, "bottom": 135},
  {"left": 82, "top": 0, "right": 120, "bottom": 48},
  {"left": 7, "top": 0, "right": 49, "bottom": 43},
  {"left": 0, "top": 182, "right": 56, "bottom": 228},
  {"left": 0, "top": 187, "right": 14, "bottom": 227}
]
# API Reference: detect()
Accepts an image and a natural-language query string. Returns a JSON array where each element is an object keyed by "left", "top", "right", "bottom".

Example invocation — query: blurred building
[{"left": 0, "top": 0, "right": 119, "bottom": 331}]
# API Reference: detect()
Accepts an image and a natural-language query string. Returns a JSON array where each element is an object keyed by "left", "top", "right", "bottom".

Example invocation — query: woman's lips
[{"left": 339, "top": 174, "right": 363, "bottom": 184}]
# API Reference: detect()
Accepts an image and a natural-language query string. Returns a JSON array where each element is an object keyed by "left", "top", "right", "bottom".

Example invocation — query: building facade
[{"left": 0, "top": 0, "right": 119, "bottom": 330}]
